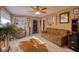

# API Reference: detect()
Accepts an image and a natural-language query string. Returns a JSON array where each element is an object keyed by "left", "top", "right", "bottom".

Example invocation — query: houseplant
[{"left": 0, "top": 24, "right": 19, "bottom": 51}]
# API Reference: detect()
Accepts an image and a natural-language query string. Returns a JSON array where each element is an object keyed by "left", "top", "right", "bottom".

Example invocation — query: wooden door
[{"left": 33, "top": 20, "right": 38, "bottom": 33}]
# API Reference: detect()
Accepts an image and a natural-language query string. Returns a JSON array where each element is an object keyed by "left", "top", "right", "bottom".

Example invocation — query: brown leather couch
[{"left": 41, "top": 28, "right": 69, "bottom": 46}]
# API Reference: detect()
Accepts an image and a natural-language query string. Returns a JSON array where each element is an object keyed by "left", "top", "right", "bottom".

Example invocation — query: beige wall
[{"left": 42, "top": 6, "right": 79, "bottom": 32}]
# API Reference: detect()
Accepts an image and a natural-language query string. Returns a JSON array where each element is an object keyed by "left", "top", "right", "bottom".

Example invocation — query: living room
[{"left": 0, "top": 6, "right": 79, "bottom": 52}]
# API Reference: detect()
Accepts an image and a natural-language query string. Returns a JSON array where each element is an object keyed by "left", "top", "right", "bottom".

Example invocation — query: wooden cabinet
[{"left": 68, "top": 32, "right": 79, "bottom": 51}]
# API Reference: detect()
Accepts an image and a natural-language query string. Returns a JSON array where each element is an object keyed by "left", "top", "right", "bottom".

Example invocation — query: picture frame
[
  {"left": 59, "top": 12, "right": 69, "bottom": 23},
  {"left": 73, "top": 8, "right": 79, "bottom": 14}
]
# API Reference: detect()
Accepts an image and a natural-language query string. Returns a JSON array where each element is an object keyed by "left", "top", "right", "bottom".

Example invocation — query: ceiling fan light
[{"left": 35, "top": 11, "right": 40, "bottom": 14}]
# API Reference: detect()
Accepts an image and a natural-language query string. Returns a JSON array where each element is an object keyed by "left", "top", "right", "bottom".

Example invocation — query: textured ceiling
[{"left": 5, "top": 6, "right": 70, "bottom": 17}]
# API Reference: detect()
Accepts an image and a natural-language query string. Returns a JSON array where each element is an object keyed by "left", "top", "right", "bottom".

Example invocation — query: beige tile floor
[{"left": 9, "top": 34, "right": 74, "bottom": 52}]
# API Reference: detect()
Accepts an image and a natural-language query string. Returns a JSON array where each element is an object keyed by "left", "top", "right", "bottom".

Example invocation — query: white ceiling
[{"left": 5, "top": 6, "right": 70, "bottom": 17}]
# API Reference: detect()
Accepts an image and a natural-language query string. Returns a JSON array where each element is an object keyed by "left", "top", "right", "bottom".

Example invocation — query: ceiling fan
[{"left": 30, "top": 6, "right": 47, "bottom": 14}]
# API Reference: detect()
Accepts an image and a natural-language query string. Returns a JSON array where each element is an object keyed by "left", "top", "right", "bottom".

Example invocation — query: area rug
[{"left": 19, "top": 38, "right": 48, "bottom": 52}]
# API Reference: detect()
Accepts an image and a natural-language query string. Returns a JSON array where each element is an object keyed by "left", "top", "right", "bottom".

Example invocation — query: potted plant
[{"left": 0, "top": 24, "right": 19, "bottom": 51}]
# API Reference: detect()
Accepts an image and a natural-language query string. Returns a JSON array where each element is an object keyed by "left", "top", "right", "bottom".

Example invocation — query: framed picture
[
  {"left": 59, "top": 12, "right": 69, "bottom": 23},
  {"left": 73, "top": 8, "right": 79, "bottom": 14}
]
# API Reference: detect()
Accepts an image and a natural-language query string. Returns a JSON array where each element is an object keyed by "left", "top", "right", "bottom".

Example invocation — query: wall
[{"left": 41, "top": 6, "right": 79, "bottom": 32}]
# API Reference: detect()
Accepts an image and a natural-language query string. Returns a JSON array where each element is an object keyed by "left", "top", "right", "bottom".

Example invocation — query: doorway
[
  {"left": 72, "top": 19, "right": 79, "bottom": 32},
  {"left": 32, "top": 20, "right": 38, "bottom": 33}
]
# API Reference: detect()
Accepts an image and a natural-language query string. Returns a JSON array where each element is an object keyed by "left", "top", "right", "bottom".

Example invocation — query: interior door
[{"left": 33, "top": 20, "right": 38, "bottom": 33}]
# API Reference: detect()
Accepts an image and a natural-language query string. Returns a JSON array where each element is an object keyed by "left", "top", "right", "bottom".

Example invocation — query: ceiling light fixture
[{"left": 35, "top": 11, "right": 41, "bottom": 14}]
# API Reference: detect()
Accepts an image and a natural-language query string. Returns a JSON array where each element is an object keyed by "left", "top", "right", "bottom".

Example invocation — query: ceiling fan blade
[
  {"left": 40, "top": 11, "right": 46, "bottom": 13},
  {"left": 31, "top": 6, "right": 37, "bottom": 10},
  {"left": 31, "top": 6, "right": 40, "bottom": 11},
  {"left": 41, "top": 8, "right": 47, "bottom": 10}
]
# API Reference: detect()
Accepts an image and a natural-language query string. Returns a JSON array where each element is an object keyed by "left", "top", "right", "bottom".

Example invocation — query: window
[{"left": 0, "top": 17, "right": 11, "bottom": 27}]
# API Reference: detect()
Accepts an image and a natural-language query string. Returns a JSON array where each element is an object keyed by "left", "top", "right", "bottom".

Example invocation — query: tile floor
[{"left": 9, "top": 34, "right": 74, "bottom": 52}]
